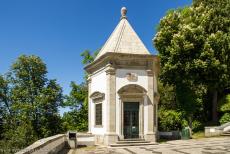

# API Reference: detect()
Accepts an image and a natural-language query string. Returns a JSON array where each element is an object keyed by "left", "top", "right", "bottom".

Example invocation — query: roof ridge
[{"left": 114, "top": 19, "right": 126, "bottom": 53}]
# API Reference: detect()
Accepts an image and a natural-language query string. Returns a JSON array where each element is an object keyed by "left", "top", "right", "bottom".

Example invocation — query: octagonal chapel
[{"left": 85, "top": 7, "right": 159, "bottom": 145}]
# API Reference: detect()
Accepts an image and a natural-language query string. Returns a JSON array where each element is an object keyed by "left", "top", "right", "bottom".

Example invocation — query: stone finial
[{"left": 121, "top": 7, "right": 127, "bottom": 19}]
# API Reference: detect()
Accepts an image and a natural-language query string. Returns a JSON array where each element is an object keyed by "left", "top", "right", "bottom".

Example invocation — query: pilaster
[
  {"left": 145, "top": 69, "right": 155, "bottom": 142},
  {"left": 104, "top": 64, "right": 117, "bottom": 145},
  {"left": 87, "top": 76, "right": 92, "bottom": 134}
]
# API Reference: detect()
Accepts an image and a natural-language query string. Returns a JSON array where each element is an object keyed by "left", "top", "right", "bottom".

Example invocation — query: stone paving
[{"left": 68, "top": 137, "right": 230, "bottom": 154}]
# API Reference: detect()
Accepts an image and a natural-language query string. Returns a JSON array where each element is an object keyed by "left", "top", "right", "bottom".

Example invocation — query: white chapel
[{"left": 85, "top": 7, "right": 159, "bottom": 145}]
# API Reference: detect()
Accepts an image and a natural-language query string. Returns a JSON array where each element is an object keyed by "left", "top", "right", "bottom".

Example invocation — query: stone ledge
[
  {"left": 15, "top": 134, "right": 66, "bottom": 154},
  {"left": 205, "top": 127, "right": 222, "bottom": 137}
]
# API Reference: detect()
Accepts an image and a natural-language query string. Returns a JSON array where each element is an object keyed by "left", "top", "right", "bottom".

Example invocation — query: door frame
[
  {"left": 119, "top": 96, "right": 144, "bottom": 140},
  {"left": 123, "top": 102, "right": 140, "bottom": 139}
]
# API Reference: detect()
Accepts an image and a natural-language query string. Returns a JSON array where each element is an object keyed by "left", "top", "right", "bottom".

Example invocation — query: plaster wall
[{"left": 90, "top": 70, "right": 107, "bottom": 135}]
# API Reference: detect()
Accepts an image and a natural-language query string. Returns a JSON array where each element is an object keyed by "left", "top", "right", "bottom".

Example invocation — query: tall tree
[
  {"left": 81, "top": 49, "right": 99, "bottom": 65},
  {"left": 63, "top": 82, "right": 88, "bottom": 131},
  {"left": 62, "top": 50, "right": 98, "bottom": 132},
  {"left": 154, "top": 0, "right": 230, "bottom": 123},
  {"left": 0, "top": 55, "right": 63, "bottom": 151},
  {"left": 10, "top": 55, "right": 48, "bottom": 136}
]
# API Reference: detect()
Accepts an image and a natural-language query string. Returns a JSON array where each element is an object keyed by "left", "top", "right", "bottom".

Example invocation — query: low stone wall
[
  {"left": 205, "top": 122, "right": 230, "bottom": 137},
  {"left": 16, "top": 134, "right": 67, "bottom": 154},
  {"left": 205, "top": 127, "right": 222, "bottom": 137},
  {"left": 77, "top": 133, "right": 95, "bottom": 146},
  {"left": 223, "top": 125, "right": 230, "bottom": 132},
  {"left": 159, "top": 131, "right": 181, "bottom": 140}
]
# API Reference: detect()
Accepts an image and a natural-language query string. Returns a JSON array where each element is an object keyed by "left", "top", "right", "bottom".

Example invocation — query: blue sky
[{"left": 0, "top": 0, "right": 192, "bottom": 115}]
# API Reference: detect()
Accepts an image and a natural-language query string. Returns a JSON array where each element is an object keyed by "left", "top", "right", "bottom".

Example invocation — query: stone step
[
  {"left": 221, "top": 133, "right": 230, "bottom": 136},
  {"left": 110, "top": 142, "right": 157, "bottom": 147},
  {"left": 118, "top": 138, "right": 145, "bottom": 141},
  {"left": 116, "top": 140, "right": 150, "bottom": 144}
]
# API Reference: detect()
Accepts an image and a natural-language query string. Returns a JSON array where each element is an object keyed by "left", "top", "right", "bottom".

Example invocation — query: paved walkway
[{"left": 68, "top": 137, "right": 230, "bottom": 154}]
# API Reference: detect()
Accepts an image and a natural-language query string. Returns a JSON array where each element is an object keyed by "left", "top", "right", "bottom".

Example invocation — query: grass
[
  {"left": 192, "top": 131, "right": 205, "bottom": 139},
  {"left": 158, "top": 138, "right": 170, "bottom": 143}
]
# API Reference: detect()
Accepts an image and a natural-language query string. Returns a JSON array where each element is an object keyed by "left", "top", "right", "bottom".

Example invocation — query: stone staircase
[
  {"left": 221, "top": 131, "right": 230, "bottom": 136},
  {"left": 110, "top": 139, "right": 157, "bottom": 147}
]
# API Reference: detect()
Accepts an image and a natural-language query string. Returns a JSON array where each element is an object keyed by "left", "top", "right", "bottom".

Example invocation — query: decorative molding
[
  {"left": 90, "top": 91, "right": 105, "bottom": 101},
  {"left": 87, "top": 76, "right": 92, "bottom": 83},
  {"left": 126, "top": 73, "right": 138, "bottom": 82},
  {"left": 106, "top": 69, "right": 116, "bottom": 75},
  {"left": 105, "top": 64, "right": 116, "bottom": 75},
  {"left": 147, "top": 70, "right": 153, "bottom": 76}
]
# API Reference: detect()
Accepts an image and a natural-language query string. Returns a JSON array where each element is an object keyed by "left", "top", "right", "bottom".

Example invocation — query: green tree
[
  {"left": 154, "top": 0, "right": 230, "bottom": 123},
  {"left": 63, "top": 82, "right": 88, "bottom": 131},
  {"left": 0, "top": 55, "right": 63, "bottom": 151},
  {"left": 81, "top": 49, "right": 99, "bottom": 65},
  {"left": 62, "top": 49, "right": 98, "bottom": 132},
  {"left": 158, "top": 82, "right": 176, "bottom": 109},
  {"left": 0, "top": 75, "right": 11, "bottom": 140},
  {"left": 158, "top": 81, "right": 205, "bottom": 131},
  {"left": 39, "top": 79, "right": 63, "bottom": 137}
]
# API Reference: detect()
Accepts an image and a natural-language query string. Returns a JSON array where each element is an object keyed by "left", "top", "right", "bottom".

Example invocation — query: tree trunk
[
  {"left": 212, "top": 90, "right": 218, "bottom": 123},
  {"left": 188, "top": 115, "right": 192, "bottom": 136}
]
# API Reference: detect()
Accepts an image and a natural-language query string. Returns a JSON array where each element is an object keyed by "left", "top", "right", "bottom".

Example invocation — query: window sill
[{"left": 94, "top": 125, "right": 103, "bottom": 128}]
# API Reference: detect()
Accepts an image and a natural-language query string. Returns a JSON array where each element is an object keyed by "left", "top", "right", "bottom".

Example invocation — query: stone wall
[
  {"left": 15, "top": 134, "right": 66, "bottom": 154},
  {"left": 205, "top": 122, "right": 230, "bottom": 137},
  {"left": 159, "top": 131, "right": 181, "bottom": 140},
  {"left": 205, "top": 127, "right": 222, "bottom": 137}
]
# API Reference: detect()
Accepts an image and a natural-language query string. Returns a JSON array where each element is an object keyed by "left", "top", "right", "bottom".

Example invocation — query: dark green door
[{"left": 124, "top": 102, "right": 139, "bottom": 139}]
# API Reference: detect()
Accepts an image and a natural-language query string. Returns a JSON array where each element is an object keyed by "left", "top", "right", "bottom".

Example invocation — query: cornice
[{"left": 84, "top": 52, "right": 158, "bottom": 74}]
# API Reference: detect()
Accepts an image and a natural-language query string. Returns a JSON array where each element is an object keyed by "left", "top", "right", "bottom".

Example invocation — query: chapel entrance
[{"left": 123, "top": 102, "right": 139, "bottom": 139}]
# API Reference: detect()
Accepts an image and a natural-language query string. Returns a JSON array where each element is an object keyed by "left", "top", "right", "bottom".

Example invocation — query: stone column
[
  {"left": 104, "top": 64, "right": 117, "bottom": 145},
  {"left": 145, "top": 70, "right": 156, "bottom": 142},
  {"left": 87, "top": 76, "right": 92, "bottom": 134}
]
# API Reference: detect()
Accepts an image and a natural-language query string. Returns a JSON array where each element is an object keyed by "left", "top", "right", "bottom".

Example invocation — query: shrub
[
  {"left": 220, "top": 113, "right": 230, "bottom": 125},
  {"left": 192, "top": 120, "right": 203, "bottom": 132},
  {"left": 219, "top": 94, "right": 230, "bottom": 125},
  {"left": 158, "top": 109, "right": 184, "bottom": 131},
  {"left": 219, "top": 94, "right": 230, "bottom": 112}
]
